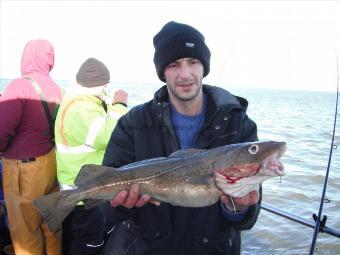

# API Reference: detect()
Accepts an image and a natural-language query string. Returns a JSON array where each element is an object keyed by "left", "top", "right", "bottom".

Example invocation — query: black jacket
[{"left": 102, "top": 85, "right": 261, "bottom": 255}]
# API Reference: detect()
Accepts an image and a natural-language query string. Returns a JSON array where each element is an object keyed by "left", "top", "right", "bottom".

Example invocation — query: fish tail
[{"left": 33, "top": 190, "right": 77, "bottom": 232}]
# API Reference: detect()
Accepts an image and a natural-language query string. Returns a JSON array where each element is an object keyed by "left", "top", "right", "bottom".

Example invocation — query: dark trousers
[{"left": 62, "top": 204, "right": 109, "bottom": 255}]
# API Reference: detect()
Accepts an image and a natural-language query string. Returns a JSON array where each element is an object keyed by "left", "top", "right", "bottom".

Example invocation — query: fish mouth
[
  {"left": 216, "top": 148, "right": 286, "bottom": 178},
  {"left": 214, "top": 163, "right": 262, "bottom": 179},
  {"left": 260, "top": 150, "right": 285, "bottom": 176}
]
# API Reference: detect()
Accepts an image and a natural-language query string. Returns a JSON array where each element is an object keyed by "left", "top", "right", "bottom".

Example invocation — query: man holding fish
[{"left": 101, "top": 21, "right": 272, "bottom": 255}]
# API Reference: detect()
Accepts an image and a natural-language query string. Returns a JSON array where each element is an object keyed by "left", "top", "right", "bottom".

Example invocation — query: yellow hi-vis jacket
[{"left": 55, "top": 94, "right": 128, "bottom": 189}]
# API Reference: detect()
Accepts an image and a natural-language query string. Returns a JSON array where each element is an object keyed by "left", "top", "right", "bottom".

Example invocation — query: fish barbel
[{"left": 34, "top": 141, "right": 286, "bottom": 231}]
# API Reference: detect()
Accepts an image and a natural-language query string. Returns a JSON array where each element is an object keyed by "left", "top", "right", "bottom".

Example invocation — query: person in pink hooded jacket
[{"left": 0, "top": 40, "right": 62, "bottom": 255}]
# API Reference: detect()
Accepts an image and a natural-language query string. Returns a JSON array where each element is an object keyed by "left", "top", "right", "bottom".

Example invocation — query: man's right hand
[
  {"left": 112, "top": 89, "right": 128, "bottom": 105},
  {"left": 109, "top": 184, "right": 160, "bottom": 208}
]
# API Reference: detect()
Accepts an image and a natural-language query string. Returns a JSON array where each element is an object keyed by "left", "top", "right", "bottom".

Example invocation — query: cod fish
[{"left": 34, "top": 141, "right": 286, "bottom": 231}]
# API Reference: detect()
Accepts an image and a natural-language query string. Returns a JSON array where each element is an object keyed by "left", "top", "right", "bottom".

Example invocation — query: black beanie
[
  {"left": 153, "top": 21, "right": 211, "bottom": 82},
  {"left": 76, "top": 58, "right": 110, "bottom": 87}
]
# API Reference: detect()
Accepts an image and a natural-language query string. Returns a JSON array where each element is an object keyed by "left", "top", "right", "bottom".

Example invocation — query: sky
[{"left": 1, "top": 0, "right": 340, "bottom": 92}]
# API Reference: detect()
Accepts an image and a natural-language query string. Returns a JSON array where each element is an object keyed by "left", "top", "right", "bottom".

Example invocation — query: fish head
[{"left": 212, "top": 141, "right": 287, "bottom": 197}]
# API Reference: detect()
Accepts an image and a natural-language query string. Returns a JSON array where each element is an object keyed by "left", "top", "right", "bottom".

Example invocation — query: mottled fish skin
[{"left": 33, "top": 141, "right": 286, "bottom": 231}]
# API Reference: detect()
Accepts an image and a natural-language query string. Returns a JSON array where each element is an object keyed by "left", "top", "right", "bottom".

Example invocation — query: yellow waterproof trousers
[{"left": 2, "top": 150, "right": 61, "bottom": 255}]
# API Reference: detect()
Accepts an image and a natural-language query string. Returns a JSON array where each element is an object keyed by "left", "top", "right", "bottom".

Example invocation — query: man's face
[{"left": 164, "top": 58, "right": 204, "bottom": 102}]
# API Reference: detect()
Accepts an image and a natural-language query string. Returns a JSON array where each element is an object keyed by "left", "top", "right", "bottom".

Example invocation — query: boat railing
[{"left": 261, "top": 202, "right": 340, "bottom": 239}]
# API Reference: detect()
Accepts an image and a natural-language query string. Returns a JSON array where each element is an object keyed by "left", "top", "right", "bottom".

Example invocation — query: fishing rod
[{"left": 309, "top": 53, "right": 339, "bottom": 254}]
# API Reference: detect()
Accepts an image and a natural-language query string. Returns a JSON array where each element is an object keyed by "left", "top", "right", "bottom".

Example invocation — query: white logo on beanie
[{"left": 185, "top": 42, "right": 195, "bottom": 48}]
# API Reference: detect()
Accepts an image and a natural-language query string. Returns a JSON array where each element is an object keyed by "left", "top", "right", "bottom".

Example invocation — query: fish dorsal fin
[
  {"left": 118, "top": 157, "right": 168, "bottom": 170},
  {"left": 169, "top": 148, "right": 206, "bottom": 158},
  {"left": 75, "top": 164, "right": 114, "bottom": 187}
]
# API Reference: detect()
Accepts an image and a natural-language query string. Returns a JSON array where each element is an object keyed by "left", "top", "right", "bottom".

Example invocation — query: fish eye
[{"left": 248, "top": 144, "right": 259, "bottom": 154}]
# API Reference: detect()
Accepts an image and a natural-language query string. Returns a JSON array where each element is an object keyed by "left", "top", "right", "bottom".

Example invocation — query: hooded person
[
  {"left": 54, "top": 57, "right": 128, "bottom": 255},
  {"left": 0, "top": 39, "right": 62, "bottom": 255}
]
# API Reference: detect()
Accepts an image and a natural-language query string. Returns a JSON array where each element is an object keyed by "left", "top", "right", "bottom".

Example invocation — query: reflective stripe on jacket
[{"left": 55, "top": 94, "right": 127, "bottom": 187}]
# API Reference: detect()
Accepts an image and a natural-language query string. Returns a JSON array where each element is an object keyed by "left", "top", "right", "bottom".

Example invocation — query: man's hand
[
  {"left": 220, "top": 189, "right": 259, "bottom": 212},
  {"left": 109, "top": 184, "right": 160, "bottom": 209},
  {"left": 112, "top": 89, "right": 128, "bottom": 105}
]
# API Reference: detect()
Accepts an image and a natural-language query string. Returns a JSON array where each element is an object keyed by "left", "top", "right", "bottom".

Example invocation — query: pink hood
[{"left": 21, "top": 39, "right": 54, "bottom": 76}]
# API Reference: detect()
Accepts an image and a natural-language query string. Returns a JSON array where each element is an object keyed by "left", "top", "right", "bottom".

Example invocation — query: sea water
[{"left": 1, "top": 79, "right": 339, "bottom": 254}]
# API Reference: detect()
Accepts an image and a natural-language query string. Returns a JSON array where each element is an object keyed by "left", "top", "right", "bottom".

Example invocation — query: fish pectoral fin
[
  {"left": 83, "top": 198, "right": 107, "bottom": 209},
  {"left": 185, "top": 175, "right": 212, "bottom": 186},
  {"left": 169, "top": 148, "right": 206, "bottom": 158},
  {"left": 75, "top": 164, "right": 116, "bottom": 187}
]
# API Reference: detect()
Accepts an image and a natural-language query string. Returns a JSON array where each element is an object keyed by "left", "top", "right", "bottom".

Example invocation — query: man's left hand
[{"left": 220, "top": 189, "right": 259, "bottom": 212}]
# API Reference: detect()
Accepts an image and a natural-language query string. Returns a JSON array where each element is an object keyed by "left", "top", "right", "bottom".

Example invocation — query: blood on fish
[{"left": 225, "top": 176, "right": 244, "bottom": 184}]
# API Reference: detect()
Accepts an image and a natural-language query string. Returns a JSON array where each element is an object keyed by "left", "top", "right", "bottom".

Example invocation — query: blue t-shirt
[{"left": 170, "top": 107, "right": 206, "bottom": 149}]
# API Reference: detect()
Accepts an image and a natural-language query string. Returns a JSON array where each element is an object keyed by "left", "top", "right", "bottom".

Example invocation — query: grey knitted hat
[
  {"left": 153, "top": 21, "right": 211, "bottom": 82},
  {"left": 76, "top": 58, "right": 110, "bottom": 87}
]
